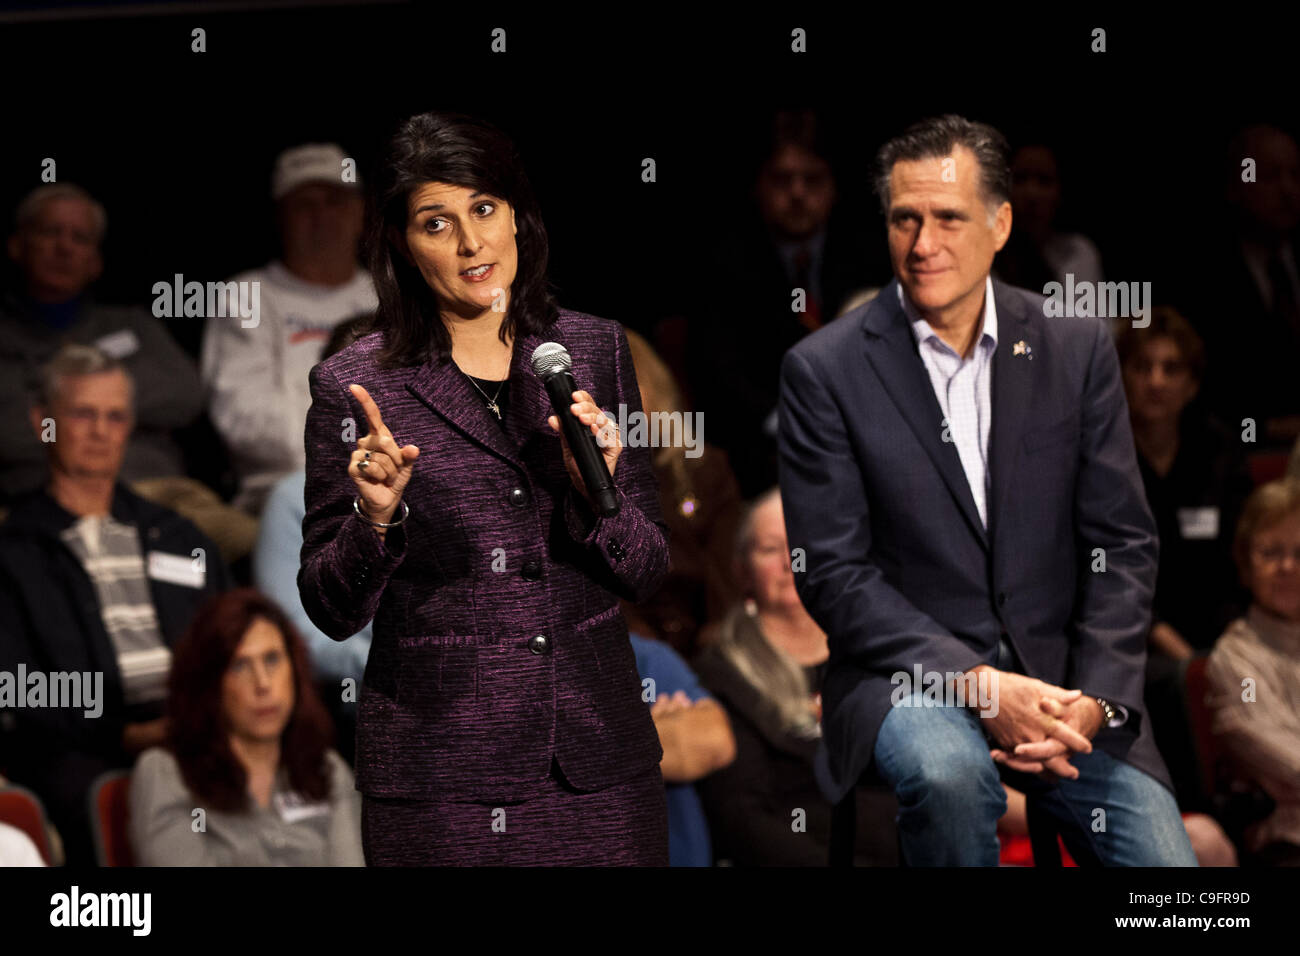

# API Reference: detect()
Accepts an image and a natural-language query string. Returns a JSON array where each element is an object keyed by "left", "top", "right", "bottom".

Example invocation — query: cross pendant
[{"left": 487, "top": 402, "right": 501, "bottom": 420}]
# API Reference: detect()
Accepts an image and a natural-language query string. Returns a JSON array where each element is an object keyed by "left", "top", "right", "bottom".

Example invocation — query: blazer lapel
[
  {"left": 404, "top": 330, "right": 549, "bottom": 470},
  {"left": 986, "top": 279, "right": 1035, "bottom": 547},
  {"left": 861, "top": 280, "right": 989, "bottom": 552},
  {"left": 502, "top": 331, "right": 550, "bottom": 453}
]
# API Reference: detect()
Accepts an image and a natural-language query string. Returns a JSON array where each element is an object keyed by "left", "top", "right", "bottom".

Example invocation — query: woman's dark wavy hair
[
  {"left": 166, "top": 588, "right": 335, "bottom": 813},
  {"left": 365, "top": 111, "right": 560, "bottom": 369}
]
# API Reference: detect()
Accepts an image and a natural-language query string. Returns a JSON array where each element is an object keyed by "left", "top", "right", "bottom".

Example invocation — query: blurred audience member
[
  {"left": 1182, "top": 813, "right": 1240, "bottom": 867},
  {"left": 995, "top": 143, "right": 1104, "bottom": 301},
  {"left": 630, "top": 633, "right": 736, "bottom": 866},
  {"left": 200, "top": 143, "right": 377, "bottom": 516},
  {"left": 687, "top": 110, "right": 877, "bottom": 497},
  {"left": 694, "top": 489, "right": 896, "bottom": 865},
  {"left": 1118, "top": 307, "right": 1253, "bottom": 659},
  {"left": 0, "top": 185, "right": 210, "bottom": 506},
  {"left": 253, "top": 314, "right": 375, "bottom": 765},
  {"left": 1189, "top": 124, "right": 1300, "bottom": 444},
  {"left": 0, "top": 344, "right": 230, "bottom": 865},
  {"left": 0, "top": 820, "right": 46, "bottom": 867},
  {"left": 1119, "top": 308, "right": 1253, "bottom": 813},
  {"left": 622, "top": 327, "right": 744, "bottom": 657},
  {"left": 1206, "top": 477, "right": 1300, "bottom": 866},
  {"left": 129, "top": 588, "right": 362, "bottom": 866}
]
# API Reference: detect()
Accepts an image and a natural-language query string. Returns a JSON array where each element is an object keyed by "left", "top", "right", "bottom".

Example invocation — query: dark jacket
[
  {"left": 687, "top": 211, "right": 882, "bottom": 497},
  {"left": 1138, "top": 411, "right": 1254, "bottom": 649},
  {"left": 0, "top": 291, "right": 204, "bottom": 503},
  {"left": 0, "top": 482, "right": 231, "bottom": 776},
  {"left": 297, "top": 310, "right": 670, "bottom": 802},
  {"left": 778, "top": 277, "right": 1173, "bottom": 804},
  {"left": 1175, "top": 232, "right": 1300, "bottom": 434}
]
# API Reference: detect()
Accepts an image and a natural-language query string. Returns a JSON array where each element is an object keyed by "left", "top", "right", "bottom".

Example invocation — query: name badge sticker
[
  {"left": 273, "top": 791, "right": 331, "bottom": 824},
  {"left": 147, "top": 551, "right": 205, "bottom": 589},
  {"left": 1177, "top": 507, "right": 1219, "bottom": 540},
  {"left": 95, "top": 329, "right": 141, "bottom": 359}
]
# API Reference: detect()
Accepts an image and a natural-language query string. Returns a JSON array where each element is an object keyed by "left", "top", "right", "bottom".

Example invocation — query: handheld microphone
[{"left": 531, "top": 342, "right": 620, "bottom": 518}]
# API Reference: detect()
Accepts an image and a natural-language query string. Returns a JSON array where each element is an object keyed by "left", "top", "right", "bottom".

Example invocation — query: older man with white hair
[{"left": 0, "top": 343, "right": 231, "bottom": 865}]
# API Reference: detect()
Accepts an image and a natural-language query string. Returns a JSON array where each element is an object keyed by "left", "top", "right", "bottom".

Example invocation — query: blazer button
[
  {"left": 508, "top": 487, "right": 530, "bottom": 508},
  {"left": 521, "top": 559, "right": 542, "bottom": 580},
  {"left": 528, "top": 634, "right": 550, "bottom": 655}
]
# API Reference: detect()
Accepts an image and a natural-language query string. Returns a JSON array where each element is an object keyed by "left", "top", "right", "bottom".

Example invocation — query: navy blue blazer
[{"left": 777, "top": 277, "right": 1172, "bottom": 804}]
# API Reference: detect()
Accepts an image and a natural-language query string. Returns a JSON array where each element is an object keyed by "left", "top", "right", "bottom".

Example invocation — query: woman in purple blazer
[{"left": 297, "top": 112, "right": 671, "bottom": 865}]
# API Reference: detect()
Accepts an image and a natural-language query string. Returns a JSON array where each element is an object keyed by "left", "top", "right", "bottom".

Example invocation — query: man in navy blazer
[{"left": 778, "top": 115, "right": 1196, "bottom": 865}]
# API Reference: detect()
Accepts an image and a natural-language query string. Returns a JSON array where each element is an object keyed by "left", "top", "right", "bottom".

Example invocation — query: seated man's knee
[
  {"left": 882, "top": 704, "right": 1001, "bottom": 810},
  {"left": 905, "top": 743, "right": 999, "bottom": 808}
]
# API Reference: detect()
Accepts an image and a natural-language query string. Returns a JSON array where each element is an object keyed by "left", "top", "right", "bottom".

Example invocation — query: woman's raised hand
[{"left": 348, "top": 384, "right": 420, "bottom": 522}]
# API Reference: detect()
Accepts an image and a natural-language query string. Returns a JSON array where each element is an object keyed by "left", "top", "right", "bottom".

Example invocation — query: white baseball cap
[{"left": 271, "top": 143, "right": 360, "bottom": 200}]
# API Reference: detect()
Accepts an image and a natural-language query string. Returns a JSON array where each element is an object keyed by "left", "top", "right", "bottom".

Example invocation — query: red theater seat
[{"left": 88, "top": 771, "right": 134, "bottom": 867}]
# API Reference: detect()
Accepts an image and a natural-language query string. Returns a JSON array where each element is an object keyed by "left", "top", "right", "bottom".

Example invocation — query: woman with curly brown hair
[{"left": 128, "top": 587, "right": 362, "bottom": 865}]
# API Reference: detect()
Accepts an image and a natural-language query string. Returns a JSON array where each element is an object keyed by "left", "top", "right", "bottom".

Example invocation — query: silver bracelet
[{"left": 353, "top": 496, "right": 409, "bottom": 528}]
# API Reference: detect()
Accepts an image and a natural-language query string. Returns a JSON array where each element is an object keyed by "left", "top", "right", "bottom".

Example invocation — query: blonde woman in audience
[
  {"left": 693, "top": 488, "right": 896, "bottom": 865},
  {"left": 1207, "top": 477, "right": 1300, "bottom": 866}
]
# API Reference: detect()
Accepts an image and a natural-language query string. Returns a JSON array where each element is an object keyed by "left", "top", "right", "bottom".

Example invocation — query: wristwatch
[{"left": 1095, "top": 696, "right": 1119, "bottom": 726}]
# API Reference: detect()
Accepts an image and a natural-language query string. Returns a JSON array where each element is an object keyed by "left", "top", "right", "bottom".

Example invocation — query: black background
[{"left": 0, "top": 3, "right": 1294, "bottom": 345}]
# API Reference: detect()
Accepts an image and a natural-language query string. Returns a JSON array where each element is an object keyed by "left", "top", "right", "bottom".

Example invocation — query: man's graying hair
[
  {"left": 873, "top": 114, "right": 1012, "bottom": 221},
  {"left": 32, "top": 343, "right": 133, "bottom": 410},
  {"left": 13, "top": 183, "right": 107, "bottom": 244}
]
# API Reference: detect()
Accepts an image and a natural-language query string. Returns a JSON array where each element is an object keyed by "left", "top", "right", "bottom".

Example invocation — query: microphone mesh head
[{"left": 531, "top": 342, "right": 572, "bottom": 376}]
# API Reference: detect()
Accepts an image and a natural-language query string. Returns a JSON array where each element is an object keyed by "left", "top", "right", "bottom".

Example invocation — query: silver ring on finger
[{"left": 358, "top": 459, "right": 370, "bottom": 470}]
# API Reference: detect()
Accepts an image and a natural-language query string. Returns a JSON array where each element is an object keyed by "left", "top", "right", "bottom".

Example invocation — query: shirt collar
[
  {"left": 900, "top": 275, "right": 998, "bottom": 357},
  {"left": 33, "top": 481, "right": 139, "bottom": 532},
  {"left": 24, "top": 292, "right": 85, "bottom": 332}
]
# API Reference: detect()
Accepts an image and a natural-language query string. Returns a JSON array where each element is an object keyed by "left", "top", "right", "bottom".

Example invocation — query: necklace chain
[{"left": 463, "top": 369, "right": 506, "bottom": 419}]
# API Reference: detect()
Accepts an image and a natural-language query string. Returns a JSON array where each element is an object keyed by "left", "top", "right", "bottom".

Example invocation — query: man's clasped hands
[{"left": 967, "top": 664, "right": 1105, "bottom": 781}]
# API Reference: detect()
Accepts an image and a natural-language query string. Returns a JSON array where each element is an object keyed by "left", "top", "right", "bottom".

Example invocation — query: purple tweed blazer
[{"left": 297, "top": 309, "right": 669, "bottom": 802}]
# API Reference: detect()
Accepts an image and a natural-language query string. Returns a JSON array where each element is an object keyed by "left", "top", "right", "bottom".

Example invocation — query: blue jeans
[{"left": 873, "top": 692, "right": 1198, "bottom": 866}]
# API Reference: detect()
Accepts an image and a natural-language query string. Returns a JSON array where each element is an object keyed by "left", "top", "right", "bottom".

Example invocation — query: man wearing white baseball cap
[{"left": 201, "top": 142, "right": 378, "bottom": 515}]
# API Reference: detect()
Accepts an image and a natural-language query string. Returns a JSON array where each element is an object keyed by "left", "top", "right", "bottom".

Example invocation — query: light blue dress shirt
[
  {"left": 254, "top": 470, "right": 372, "bottom": 686},
  {"left": 899, "top": 276, "right": 998, "bottom": 529}
]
